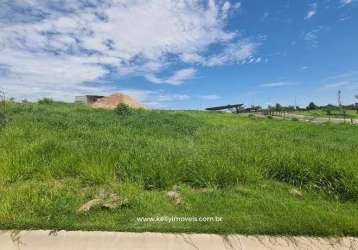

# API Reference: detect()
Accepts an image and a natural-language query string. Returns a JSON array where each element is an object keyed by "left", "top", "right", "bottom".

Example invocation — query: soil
[{"left": 91, "top": 93, "right": 145, "bottom": 109}]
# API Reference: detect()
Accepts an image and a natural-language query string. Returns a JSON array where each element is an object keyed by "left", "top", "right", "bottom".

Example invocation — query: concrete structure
[
  {"left": 75, "top": 95, "right": 104, "bottom": 105},
  {"left": 206, "top": 104, "right": 244, "bottom": 113},
  {"left": 1, "top": 230, "right": 357, "bottom": 250}
]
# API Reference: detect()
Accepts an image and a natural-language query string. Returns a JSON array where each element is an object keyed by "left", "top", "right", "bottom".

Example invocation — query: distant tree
[
  {"left": 250, "top": 105, "right": 262, "bottom": 112},
  {"left": 325, "top": 106, "right": 334, "bottom": 117},
  {"left": 275, "top": 103, "right": 282, "bottom": 112},
  {"left": 355, "top": 95, "right": 358, "bottom": 113},
  {"left": 306, "top": 102, "right": 318, "bottom": 110},
  {"left": 266, "top": 105, "right": 274, "bottom": 115},
  {"left": 286, "top": 105, "right": 295, "bottom": 112},
  {"left": 38, "top": 98, "right": 53, "bottom": 104}
]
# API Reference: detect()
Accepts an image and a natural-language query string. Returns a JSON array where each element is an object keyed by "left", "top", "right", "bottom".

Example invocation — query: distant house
[{"left": 75, "top": 95, "right": 104, "bottom": 105}]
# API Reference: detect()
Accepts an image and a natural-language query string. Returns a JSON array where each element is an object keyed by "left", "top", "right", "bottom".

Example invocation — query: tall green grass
[
  {"left": 0, "top": 102, "right": 357, "bottom": 235},
  {"left": 1, "top": 102, "right": 358, "bottom": 200}
]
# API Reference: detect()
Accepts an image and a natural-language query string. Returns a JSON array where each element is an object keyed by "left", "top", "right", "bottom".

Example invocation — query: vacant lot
[
  {"left": 0, "top": 102, "right": 357, "bottom": 236},
  {"left": 294, "top": 109, "right": 358, "bottom": 119}
]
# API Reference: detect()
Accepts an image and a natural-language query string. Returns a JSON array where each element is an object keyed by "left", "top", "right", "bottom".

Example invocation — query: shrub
[
  {"left": 291, "top": 117, "right": 299, "bottom": 121},
  {"left": 38, "top": 98, "right": 54, "bottom": 104},
  {"left": 115, "top": 103, "right": 133, "bottom": 116},
  {"left": 267, "top": 115, "right": 273, "bottom": 119}
]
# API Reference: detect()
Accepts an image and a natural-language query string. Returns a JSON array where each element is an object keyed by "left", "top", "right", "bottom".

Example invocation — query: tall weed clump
[
  {"left": 265, "top": 155, "right": 358, "bottom": 201},
  {"left": 114, "top": 104, "right": 133, "bottom": 116}
]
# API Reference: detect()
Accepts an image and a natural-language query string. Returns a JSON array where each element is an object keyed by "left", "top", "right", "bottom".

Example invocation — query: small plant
[
  {"left": 38, "top": 98, "right": 54, "bottom": 104},
  {"left": 115, "top": 103, "right": 133, "bottom": 116},
  {"left": 267, "top": 115, "right": 273, "bottom": 119},
  {"left": 291, "top": 117, "right": 299, "bottom": 121}
]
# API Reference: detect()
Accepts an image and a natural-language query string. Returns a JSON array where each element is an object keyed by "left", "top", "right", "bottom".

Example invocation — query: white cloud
[
  {"left": 233, "top": 2, "right": 242, "bottom": 9},
  {"left": 145, "top": 68, "right": 197, "bottom": 85},
  {"left": 321, "top": 71, "right": 358, "bottom": 90},
  {"left": 341, "top": 0, "right": 354, "bottom": 6},
  {"left": 179, "top": 39, "right": 259, "bottom": 67},
  {"left": 157, "top": 94, "right": 190, "bottom": 102},
  {"left": 305, "top": 3, "right": 317, "bottom": 20},
  {"left": 199, "top": 95, "right": 221, "bottom": 100},
  {"left": 204, "top": 40, "right": 259, "bottom": 66},
  {"left": 222, "top": 2, "right": 231, "bottom": 12},
  {"left": 0, "top": 0, "right": 254, "bottom": 101},
  {"left": 180, "top": 53, "right": 205, "bottom": 64},
  {"left": 303, "top": 28, "right": 322, "bottom": 48},
  {"left": 166, "top": 68, "right": 197, "bottom": 85},
  {"left": 260, "top": 82, "right": 297, "bottom": 88},
  {"left": 322, "top": 81, "right": 351, "bottom": 89},
  {"left": 305, "top": 10, "right": 316, "bottom": 20}
]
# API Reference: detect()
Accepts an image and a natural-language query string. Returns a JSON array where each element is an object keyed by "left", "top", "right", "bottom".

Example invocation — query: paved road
[{"left": 0, "top": 230, "right": 357, "bottom": 250}]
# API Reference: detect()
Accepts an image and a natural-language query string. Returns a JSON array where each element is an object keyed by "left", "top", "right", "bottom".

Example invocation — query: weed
[{"left": 114, "top": 103, "right": 133, "bottom": 116}]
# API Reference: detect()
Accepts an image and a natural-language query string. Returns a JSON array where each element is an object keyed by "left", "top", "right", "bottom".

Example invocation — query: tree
[
  {"left": 306, "top": 102, "right": 318, "bottom": 110},
  {"left": 355, "top": 95, "right": 358, "bottom": 113},
  {"left": 275, "top": 103, "right": 282, "bottom": 112}
]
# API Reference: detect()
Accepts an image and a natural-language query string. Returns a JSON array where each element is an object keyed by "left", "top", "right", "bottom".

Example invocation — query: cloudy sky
[{"left": 0, "top": 0, "right": 357, "bottom": 109}]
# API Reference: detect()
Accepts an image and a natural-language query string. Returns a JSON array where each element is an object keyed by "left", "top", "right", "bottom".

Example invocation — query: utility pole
[{"left": 337, "top": 90, "right": 342, "bottom": 107}]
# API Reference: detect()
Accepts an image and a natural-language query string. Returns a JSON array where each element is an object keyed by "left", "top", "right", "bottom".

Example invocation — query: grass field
[
  {"left": 0, "top": 101, "right": 358, "bottom": 236},
  {"left": 294, "top": 109, "right": 358, "bottom": 119}
]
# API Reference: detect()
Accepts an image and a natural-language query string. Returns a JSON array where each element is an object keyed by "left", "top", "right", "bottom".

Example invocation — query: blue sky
[{"left": 0, "top": 0, "right": 357, "bottom": 109}]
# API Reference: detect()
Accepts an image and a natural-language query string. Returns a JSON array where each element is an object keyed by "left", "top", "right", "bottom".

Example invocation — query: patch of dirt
[
  {"left": 167, "top": 191, "right": 182, "bottom": 205},
  {"left": 77, "top": 192, "right": 129, "bottom": 214},
  {"left": 91, "top": 92, "right": 145, "bottom": 109},
  {"left": 289, "top": 188, "right": 303, "bottom": 198},
  {"left": 77, "top": 199, "right": 102, "bottom": 214}
]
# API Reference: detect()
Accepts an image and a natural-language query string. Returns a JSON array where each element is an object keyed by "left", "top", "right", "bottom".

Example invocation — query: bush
[
  {"left": 115, "top": 103, "right": 133, "bottom": 116},
  {"left": 267, "top": 115, "right": 273, "bottom": 119},
  {"left": 291, "top": 117, "right": 299, "bottom": 121},
  {"left": 38, "top": 98, "right": 54, "bottom": 104}
]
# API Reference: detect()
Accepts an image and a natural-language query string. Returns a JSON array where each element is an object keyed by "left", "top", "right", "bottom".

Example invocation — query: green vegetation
[
  {"left": 114, "top": 103, "right": 135, "bottom": 116},
  {"left": 0, "top": 101, "right": 358, "bottom": 236},
  {"left": 294, "top": 109, "right": 358, "bottom": 119}
]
